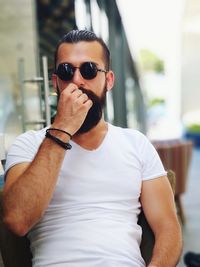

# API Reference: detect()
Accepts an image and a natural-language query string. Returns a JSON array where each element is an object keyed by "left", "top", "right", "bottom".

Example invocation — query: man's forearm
[
  {"left": 148, "top": 222, "right": 182, "bottom": 267},
  {"left": 3, "top": 135, "right": 69, "bottom": 236}
]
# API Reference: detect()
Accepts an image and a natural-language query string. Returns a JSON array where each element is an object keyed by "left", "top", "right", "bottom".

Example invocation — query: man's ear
[
  {"left": 52, "top": 74, "right": 58, "bottom": 93},
  {"left": 106, "top": 71, "right": 115, "bottom": 91}
]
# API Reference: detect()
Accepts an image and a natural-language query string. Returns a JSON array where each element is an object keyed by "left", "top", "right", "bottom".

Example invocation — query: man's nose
[{"left": 72, "top": 68, "right": 85, "bottom": 87}]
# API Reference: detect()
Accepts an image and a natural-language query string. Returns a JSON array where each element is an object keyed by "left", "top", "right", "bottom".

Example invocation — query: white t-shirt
[{"left": 5, "top": 123, "right": 166, "bottom": 267}]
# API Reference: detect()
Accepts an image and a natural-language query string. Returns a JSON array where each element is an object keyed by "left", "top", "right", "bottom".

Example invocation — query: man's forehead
[
  {"left": 58, "top": 41, "right": 103, "bottom": 56},
  {"left": 57, "top": 41, "right": 104, "bottom": 64}
]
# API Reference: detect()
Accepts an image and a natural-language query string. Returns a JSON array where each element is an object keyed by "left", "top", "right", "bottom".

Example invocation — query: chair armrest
[{"left": 0, "top": 191, "right": 32, "bottom": 267}]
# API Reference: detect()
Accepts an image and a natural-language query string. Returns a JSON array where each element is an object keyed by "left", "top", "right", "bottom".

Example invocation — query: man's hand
[{"left": 53, "top": 83, "right": 93, "bottom": 135}]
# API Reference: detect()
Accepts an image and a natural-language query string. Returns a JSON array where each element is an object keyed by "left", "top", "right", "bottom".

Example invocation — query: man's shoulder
[
  {"left": 6, "top": 127, "right": 47, "bottom": 158},
  {"left": 109, "top": 123, "right": 147, "bottom": 140},
  {"left": 107, "top": 123, "right": 151, "bottom": 153},
  {"left": 15, "top": 127, "right": 47, "bottom": 143},
  {"left": 5, "top": 127, "right": 47, "bottom": 173}
]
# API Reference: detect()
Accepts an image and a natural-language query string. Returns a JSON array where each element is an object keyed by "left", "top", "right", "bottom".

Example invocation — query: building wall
[
  {"left": 181, "top": 33, "right": 200, "bottom": 116},
  {"left": 0, "top": 0, "right": 40, "bottom": 149},
  {"left": 181, "top": 0, "right": 200, "bottom": 117}
]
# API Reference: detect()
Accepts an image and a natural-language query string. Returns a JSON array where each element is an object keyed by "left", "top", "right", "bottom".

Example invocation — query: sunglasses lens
[
  {"left": 80, "top": 62, "right": 98, "bottom": 80},
  {"left": 56, "top": 64, "right": 74, "bottom": 81},
  {"left": 56, "top": 62, "right": 99, "bottom": 81}
]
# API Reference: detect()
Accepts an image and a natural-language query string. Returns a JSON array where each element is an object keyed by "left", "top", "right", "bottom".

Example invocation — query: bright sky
[{"left": 116, "top": 0, "right": 184, "bottom": 61}]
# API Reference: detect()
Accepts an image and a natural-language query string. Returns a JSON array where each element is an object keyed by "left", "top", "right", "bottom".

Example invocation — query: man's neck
[{"left": 72, "top": 119, "right": 108, "bottom": 150}]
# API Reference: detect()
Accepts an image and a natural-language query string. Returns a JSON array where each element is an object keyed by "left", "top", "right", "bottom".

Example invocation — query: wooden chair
[
  {"left": 153, "top": 139, "right": 193, "bottom": 224},
  {"left": 0, "top": 171, "right": 176, "bottom": 267}
]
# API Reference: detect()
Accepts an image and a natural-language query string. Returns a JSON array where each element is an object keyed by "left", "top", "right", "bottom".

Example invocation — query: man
[{"left": 2, "top": 30, "right": 182, "bottom": 267}]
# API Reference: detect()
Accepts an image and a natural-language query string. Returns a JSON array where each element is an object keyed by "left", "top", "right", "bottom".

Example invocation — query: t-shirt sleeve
[
  {"left": 5, "top": 131, "right": 40, "bottom": 176},
  {"left": 139, "top": 134, "right": 167, "bottom": 181}
]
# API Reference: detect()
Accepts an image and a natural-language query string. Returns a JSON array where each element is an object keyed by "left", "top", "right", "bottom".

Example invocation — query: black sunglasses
[{"left": 55, "top": 62, "right": 107, "bottom": 81}]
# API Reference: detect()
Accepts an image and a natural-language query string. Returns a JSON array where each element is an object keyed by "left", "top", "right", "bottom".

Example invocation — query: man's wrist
[
  {"left": 45, "top": 130, "right": 72, "bottom": 150},
  {"left": 51, "top": 121, "right": 76, "bottom": 136},
  {"left": 48, "top": 128, "right": 72, "bottom": 139},
  {"left": 49, "top": 125, "right": 72, "bottom": 142}
]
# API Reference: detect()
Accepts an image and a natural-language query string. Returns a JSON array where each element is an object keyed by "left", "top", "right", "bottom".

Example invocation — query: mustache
[
  {"left": 78, "top": 87, "right": 102, "bottom": 104},
  {"left": 56, "top": 86, "right": 104, "bottom": 104}
]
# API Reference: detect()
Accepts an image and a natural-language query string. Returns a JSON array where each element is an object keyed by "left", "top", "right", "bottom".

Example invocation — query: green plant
[
  {"left": 187, "top": 124, "right": 200, "bottom": 133},
  {"left": 148, "top": 98, "right": 165, "bottom": 108},
  {"left": 139, "top": 49, "right": 164, "bottom": 73}
]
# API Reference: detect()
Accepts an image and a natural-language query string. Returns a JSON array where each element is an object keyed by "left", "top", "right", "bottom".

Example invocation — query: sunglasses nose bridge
[{"left": 71, "top": 66, "right": 86, "bottom": 85}]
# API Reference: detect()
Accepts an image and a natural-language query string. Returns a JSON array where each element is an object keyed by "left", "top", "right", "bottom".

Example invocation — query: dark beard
[{"left": 56, "top": 86, "right": 107, "bottom": 135}]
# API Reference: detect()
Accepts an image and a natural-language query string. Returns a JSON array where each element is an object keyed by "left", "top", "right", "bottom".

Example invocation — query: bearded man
[{"left": 2, "top": 30, "right": 182, "bottom": 267}]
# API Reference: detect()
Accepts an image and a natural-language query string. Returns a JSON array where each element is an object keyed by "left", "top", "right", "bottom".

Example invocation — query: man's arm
[
  {"left": 140, "top": 176, "right": 182, "bottom": 267},
  {"left": 2, "top": 84, "right": 92, "bottom": 236},
  {"left": 2, "top": 137, "right": 68, "bottom": 236}
]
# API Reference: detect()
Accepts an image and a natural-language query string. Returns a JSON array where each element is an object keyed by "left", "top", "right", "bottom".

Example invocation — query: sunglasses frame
[{"left": 55, "top": 61, "right": 108, "bottom": 81}]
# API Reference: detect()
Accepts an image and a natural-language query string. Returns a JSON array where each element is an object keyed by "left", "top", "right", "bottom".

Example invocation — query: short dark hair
[{"left": 54, "top": 30, "right": 110, "bottom": 70}]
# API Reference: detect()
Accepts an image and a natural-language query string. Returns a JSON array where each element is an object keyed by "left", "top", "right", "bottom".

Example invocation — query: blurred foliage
[
  {"left": 186, "top": 124, "right": 200, "bottom": 133},
  {"left": 148, "top": 98, "right": 165, "bottom": 108},
  {"left": 139, "top": 49, "right": 164, "bottom": 73}
]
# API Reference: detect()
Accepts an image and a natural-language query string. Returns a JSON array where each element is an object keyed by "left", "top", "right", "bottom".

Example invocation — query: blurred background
[{"left": 0, "top": 0, "right": 200, "bottom": 266}]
